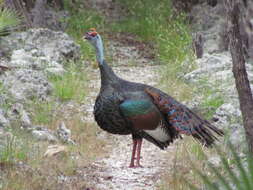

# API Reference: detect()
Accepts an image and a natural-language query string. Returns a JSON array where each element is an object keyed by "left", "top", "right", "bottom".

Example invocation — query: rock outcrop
[{"left": 0, "top": 28, "right": 80, "bottom": 144}]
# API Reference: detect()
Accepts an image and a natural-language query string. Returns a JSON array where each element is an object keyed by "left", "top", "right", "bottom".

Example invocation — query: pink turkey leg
[
  {"left": 129, "top": 139, "right": 137, "bottom": 168},
  {"left": 136, "top": 139, "right": 143, "bottom": 167}
]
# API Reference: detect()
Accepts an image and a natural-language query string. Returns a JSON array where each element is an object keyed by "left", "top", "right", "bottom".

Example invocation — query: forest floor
[{"left": 80, "top": 40, "right": 177, "bottom": 190}]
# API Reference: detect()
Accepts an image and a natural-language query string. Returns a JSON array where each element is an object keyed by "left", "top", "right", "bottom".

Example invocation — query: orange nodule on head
[{"left": 87, "top": 28, "right": 98, "bottom": 37}]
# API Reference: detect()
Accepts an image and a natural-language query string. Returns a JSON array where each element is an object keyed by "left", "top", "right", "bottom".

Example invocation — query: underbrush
[
  {"left": 113, "top": 0, "right": 192, "bottom": 63},
  {"left": 63, "top": 0, "right": 196, "bottom": 101}
]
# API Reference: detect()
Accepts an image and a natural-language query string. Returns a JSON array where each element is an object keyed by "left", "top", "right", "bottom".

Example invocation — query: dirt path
[{"left": 79, "top": 41, "right": 175, "bottom": 190}]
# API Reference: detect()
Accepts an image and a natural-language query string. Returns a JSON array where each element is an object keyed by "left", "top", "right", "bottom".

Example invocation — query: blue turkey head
[
  {"left": 84, "top": 28, "right": 100, "bottom": 47},
  {"left": 84, "top": 28, "right": 105, "bottom": 64}
]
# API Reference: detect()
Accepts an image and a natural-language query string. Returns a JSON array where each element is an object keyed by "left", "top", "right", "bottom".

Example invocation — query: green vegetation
[
  {"left": 27, "top": 62, "right": 87, "bottom": 125},
  {"left": 189, "top": 143, "right": 253, "bottom": 190},
  {"left": 49, "top": 62, "right": 87, "bottom": 102},
  {"left": 0, "top": 0, "right": 21, "bottom": 36},
  {"left": 200, "top": 95, "right": 224, "bottom": 119},
  {"left": 0, "top": 83, "right": 14, "bottom": 112},
  {"left": 0, "top": 128, "right": 40, "bottom": 168},
  {"left": 0, "top": 134, "right": 28, "bottom": 166},
  {"left": 197, "top": 77, "right": 225, "bottom": 119},
  {"left": 158, "top": 141, "right": 252, "bottom": 190},
  {"left": 63, "top": 0, "right": 195, "bottom": 101},
  {"left": 30, "top": 101, "right": 55, "bottom": 125},
  {"left": 114, "top": 0, "right": 192, "bottom": 64}
]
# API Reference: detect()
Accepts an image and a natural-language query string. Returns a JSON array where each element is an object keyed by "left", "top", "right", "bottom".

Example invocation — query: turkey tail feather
[{"left": 145, "top": 88, "right": 224, "bottom": 147}]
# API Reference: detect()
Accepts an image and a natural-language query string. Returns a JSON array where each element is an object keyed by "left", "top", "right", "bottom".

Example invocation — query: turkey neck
[
  {"left": 95, "top": 35, "right": 119, "bottom": 87},
  {"left": 99, "top": 61, "right": 119, "bottom": 86}
]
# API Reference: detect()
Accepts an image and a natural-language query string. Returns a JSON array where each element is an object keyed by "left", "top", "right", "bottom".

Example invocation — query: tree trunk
[
  {"left": 225, "top": 0, "right": 253, "bottom": 153},
  {"left": 193, "top": 32, "right": 204, "bottom": 58},
  {"left": 32, "top": 0, "right": 47, "bottom": 28}
]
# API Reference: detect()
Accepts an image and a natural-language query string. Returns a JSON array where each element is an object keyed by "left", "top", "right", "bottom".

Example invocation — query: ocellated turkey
[{"left": 84, "top": 28, "right": 223, "bottom": 168}]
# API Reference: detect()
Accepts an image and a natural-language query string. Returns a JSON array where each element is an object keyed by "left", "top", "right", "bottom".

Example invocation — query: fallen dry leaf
[{"left": 44, "top": 145, "right": 67, "bottom": 157}]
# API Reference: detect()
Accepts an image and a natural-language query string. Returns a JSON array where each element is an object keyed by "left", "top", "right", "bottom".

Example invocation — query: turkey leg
[
  {"left": 129, "top": 139, "right": 137, "bottom": 168},
  {"left": 136, "top": 139, "right": 143, "bottom": 167}
]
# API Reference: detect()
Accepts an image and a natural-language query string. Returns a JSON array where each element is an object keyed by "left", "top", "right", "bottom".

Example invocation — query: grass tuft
[
  {"left": 200, "top": 95, "right": 224, "bottom": 120},
  {"left": 49, "top": 62, "right": 87, "bottom": 102},
  {"left": 0, "top": 134, "right": 28, "bottom": 167},
  {"left": 30, "top": 101, "right": 55, "bottom": 125},
  {"left": 197, "top": 77, "right": 225, "bottom": 119}
]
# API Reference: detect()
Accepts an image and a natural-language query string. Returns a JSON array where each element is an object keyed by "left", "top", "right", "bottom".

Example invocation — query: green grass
[
  {"left": 113, "top": 0, "right": 193, "bottom": 63},
  {"left": 30, "top": 101, "right": 55, "bottom": 125},
  {"left": 27, "top": 62, "right": 87, "bottom": 125},
  {"left": 0, "top": 132, "right": 29, "bottom": 167},
  {"left": 201, "top": 95, "right": 224, "bottom": 119},
  {"left": 49, "top": 62, "right": 87, "bottom": 102},
  {"left": 197, "top": 77, "right": 225, "bottom": 119},
  {"left": 0, "top": 83, "right": 14, "bottom": 112},
  {"left": 28, "top": 62, "right": 87, "bottom": 125},
  {"left": 64, "top": 0, "right": 194, "bottom": 73}
]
